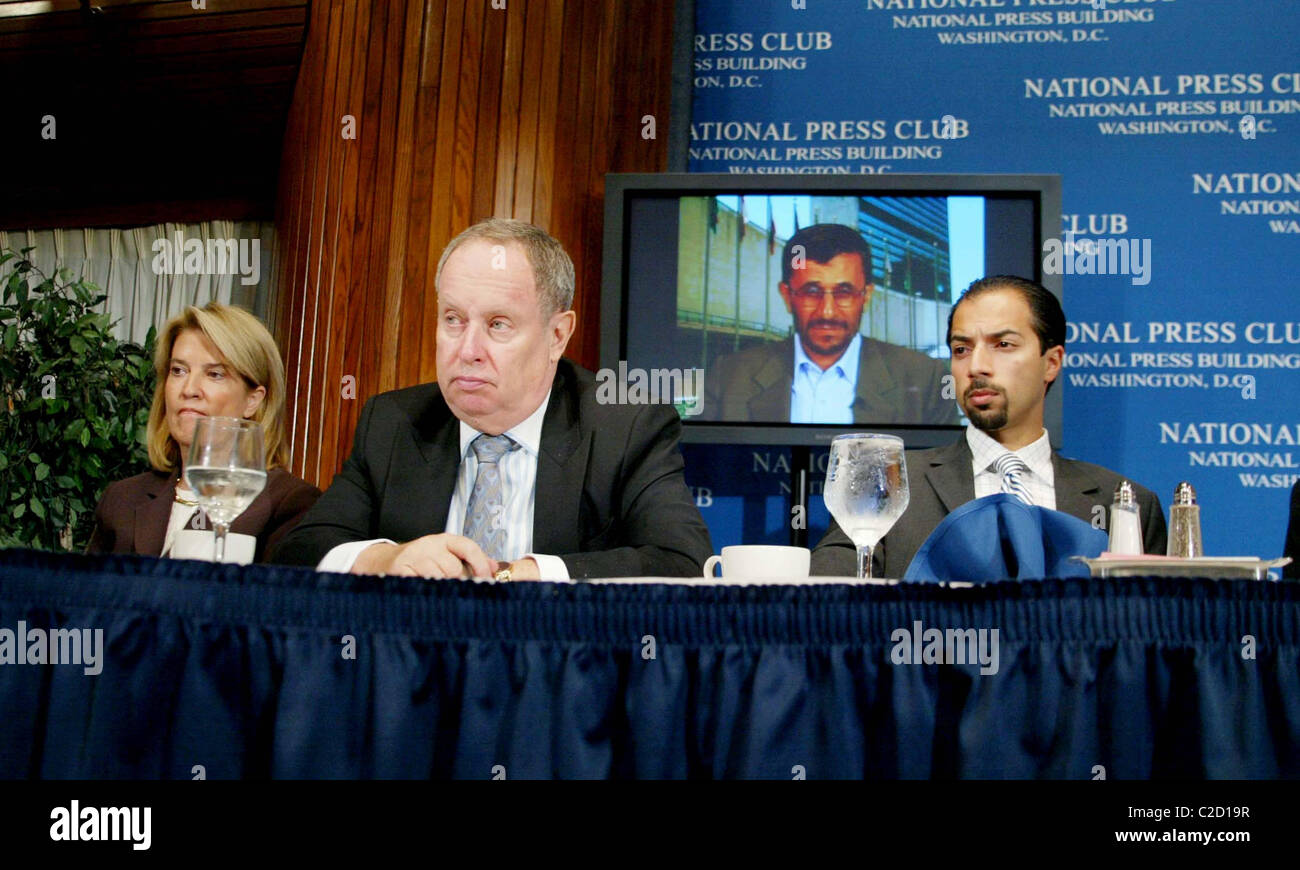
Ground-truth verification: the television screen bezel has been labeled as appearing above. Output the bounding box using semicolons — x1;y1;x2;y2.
600;172;1063;449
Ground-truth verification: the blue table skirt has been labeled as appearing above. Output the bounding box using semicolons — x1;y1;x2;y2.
1;549;1297;779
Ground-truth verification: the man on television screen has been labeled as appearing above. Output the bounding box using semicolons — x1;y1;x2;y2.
702;223;958;424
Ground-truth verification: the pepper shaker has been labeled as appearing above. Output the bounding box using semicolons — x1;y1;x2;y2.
1166;481;1203;558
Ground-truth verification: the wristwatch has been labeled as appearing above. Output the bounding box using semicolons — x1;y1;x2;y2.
493;563;513;582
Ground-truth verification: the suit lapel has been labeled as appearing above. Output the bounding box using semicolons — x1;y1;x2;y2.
853;338;903;420
532;370;591;556
747;338;795;421
413;396;463;536
134;469;178;557
1051;455;1104;524
923;438;976;514
924;439;1104;521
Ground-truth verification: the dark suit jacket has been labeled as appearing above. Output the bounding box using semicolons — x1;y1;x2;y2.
702;335;958;424
269;359;714;578
87;466;321;563
811;436;1168;578
1285;480;1300;579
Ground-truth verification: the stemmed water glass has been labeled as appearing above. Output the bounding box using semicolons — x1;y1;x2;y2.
183;416;267;563
823;433;910;579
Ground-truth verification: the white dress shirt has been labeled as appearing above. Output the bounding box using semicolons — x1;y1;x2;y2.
161;495;256;562
317;394;570;579
967;424;1057;510
790;332;862;424
161;499;198;557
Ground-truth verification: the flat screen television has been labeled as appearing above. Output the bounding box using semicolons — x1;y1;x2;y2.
600;173;1062;448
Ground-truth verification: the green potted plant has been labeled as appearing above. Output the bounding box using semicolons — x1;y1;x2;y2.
0;246;156;551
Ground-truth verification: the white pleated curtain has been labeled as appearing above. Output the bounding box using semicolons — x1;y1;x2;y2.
0;221;277;346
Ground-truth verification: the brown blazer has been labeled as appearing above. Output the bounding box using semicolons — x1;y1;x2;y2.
87;466;321;563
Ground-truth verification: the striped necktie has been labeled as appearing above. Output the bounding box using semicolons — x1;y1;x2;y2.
462;434;519;561
994;452;1033;506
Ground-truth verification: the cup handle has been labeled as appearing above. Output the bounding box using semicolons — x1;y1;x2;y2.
703;555;722;579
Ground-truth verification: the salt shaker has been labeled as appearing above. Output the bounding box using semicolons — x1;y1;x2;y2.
1108;480;1144;555
1166;481;1203;558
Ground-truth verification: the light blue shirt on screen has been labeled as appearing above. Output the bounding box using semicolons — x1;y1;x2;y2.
790;332;862;424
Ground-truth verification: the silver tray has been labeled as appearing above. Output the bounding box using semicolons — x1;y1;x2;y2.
1073;556;1293;580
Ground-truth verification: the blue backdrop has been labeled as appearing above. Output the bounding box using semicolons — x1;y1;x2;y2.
684;0;1300;560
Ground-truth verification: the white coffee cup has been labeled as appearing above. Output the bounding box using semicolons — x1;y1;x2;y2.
170;529;256;565
702;545;811;581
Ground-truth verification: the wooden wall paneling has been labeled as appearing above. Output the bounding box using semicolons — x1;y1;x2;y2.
451;0;486;233
346;0;394;448
316;0;368;481
547;0;584;266
304;0;346;480
511;0;548;223
280;0;319;474
492;3;526;220
416;0;443;87
297;0;344;477
529;0;565;232
617;0;674;172
420;0;469;382
396;1;444;392
378;0;425;396
297;0;347;482
471;6;506;226
278;0;332;477
568;0;615;367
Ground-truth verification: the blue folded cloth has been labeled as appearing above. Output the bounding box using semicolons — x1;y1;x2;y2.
903;493;1108;583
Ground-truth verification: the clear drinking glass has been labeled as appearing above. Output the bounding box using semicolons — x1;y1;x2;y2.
823;433;910;579
183;416;267;563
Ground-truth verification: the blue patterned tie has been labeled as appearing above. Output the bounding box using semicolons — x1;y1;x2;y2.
994;453;1033;505
462;434;519;561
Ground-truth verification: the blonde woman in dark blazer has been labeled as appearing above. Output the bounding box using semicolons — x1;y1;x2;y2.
88;303;319;563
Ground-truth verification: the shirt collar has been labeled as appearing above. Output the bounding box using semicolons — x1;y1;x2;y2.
792;331;862;379
966;424;1054;481
459;391;551;460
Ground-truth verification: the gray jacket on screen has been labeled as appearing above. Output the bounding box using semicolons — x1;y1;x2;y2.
702;336;958;424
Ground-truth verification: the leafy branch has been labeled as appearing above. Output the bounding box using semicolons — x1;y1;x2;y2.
0;247;156;550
